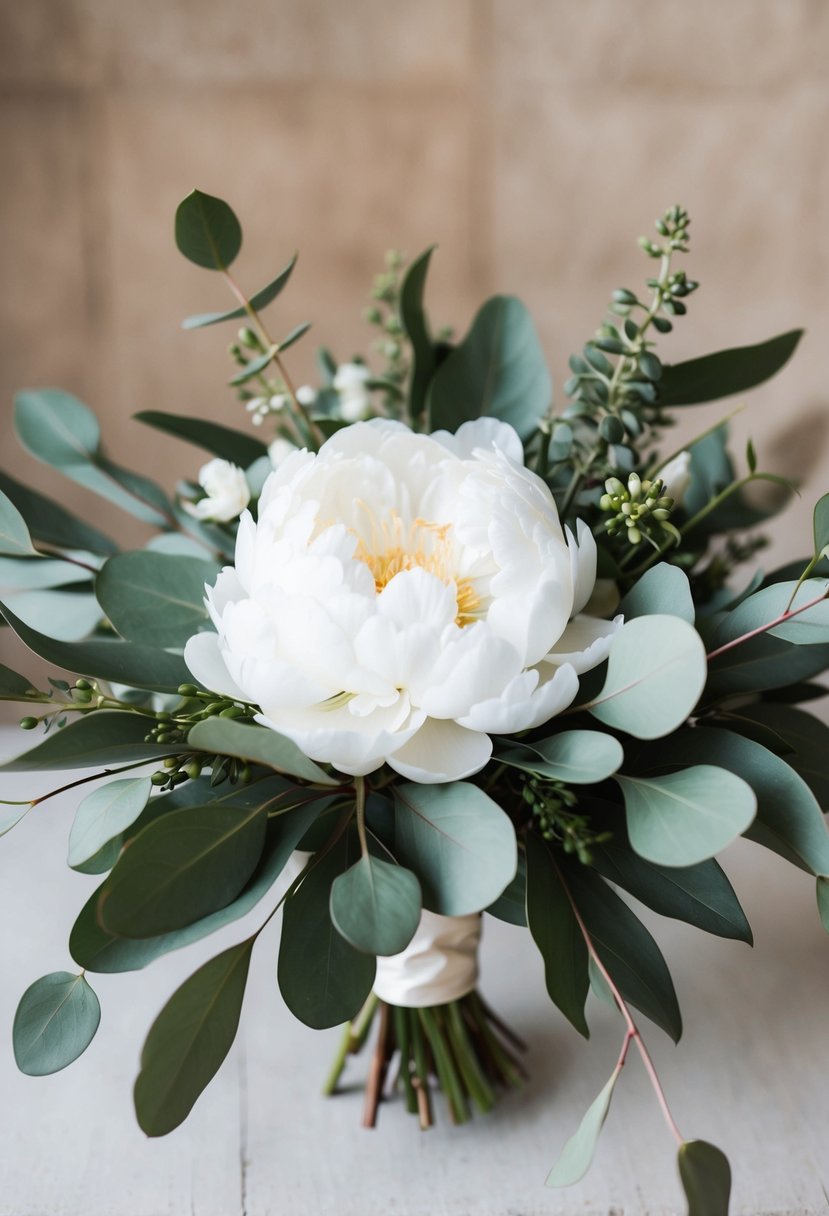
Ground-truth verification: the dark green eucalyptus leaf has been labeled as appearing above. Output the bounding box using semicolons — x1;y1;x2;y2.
228;347;278;386
392;781;517;916
13;972;100;1075
181;255;297;327
617;767;756;867
0;488;38;556
0;711;175;772
134;939;252;1136
592;844;752;943
175;189;242;270
0;661;38;701
188;717;337;786
0;472;118;556
677;1140;732;1216
98;800;268;938
525;834;589;1036
278;832;376;1029
817;877;829;935
735;702;829;808
619;563;694;624
566;866;682;1041
68;777;152;869
428;295;551;439
486;851;527;926
96;551;216;648
0;597;191;692
330;854;421;956
399;247;437;423
135;411;267;467
497;730;623;785
813;494;829;558
545;1066;620;1188
71;794;325;972
658;329;802;407
705;633;829;701
278;321;312;352
658;728;829;876
588;615;706;739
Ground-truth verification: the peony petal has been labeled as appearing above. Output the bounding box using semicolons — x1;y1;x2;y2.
566;518;598;617
458;662;580;734
544;613;623;675
388;718;492;783
430;418;524;465
184;631;248;701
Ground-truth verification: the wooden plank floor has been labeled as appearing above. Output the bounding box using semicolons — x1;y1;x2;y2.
1;732;827;1215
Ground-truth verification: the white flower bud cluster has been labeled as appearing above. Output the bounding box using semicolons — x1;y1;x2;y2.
333;361;373;422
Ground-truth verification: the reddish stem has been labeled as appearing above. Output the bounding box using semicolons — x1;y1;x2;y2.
707;586;829;662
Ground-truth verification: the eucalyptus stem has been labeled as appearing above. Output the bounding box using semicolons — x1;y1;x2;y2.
706;584;829;662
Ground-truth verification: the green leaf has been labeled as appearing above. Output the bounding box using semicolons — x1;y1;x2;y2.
399;247;437;423
566;866;682;1041
13;972;100;1075
658;329;802;407
392;781;517;916
592;845;752;943
0;488;38;556
705;633;829;700
658;728;829;876
14;390;171;527
813;493;829;557
174;189;242;271
0;471;117;556
1;804;32;837
0;596;191;693
497;729;623;785
5;588;101;642
278;321;312;352
330;854;421;956
0;661;39;701
98;799;268;937
68;777;152;869
182;255;297;327
619;563;694;624
187;717;337;786
486;851;527;926
545;1066;620;1188
228;346;278;386
677;1140;732;1216
278;832;376;1029
0;555;97;591
525;834;589;1036
587;615;706;739
70;792;324;973
734;702;829;809
0;711;176;772
135;411;267;467
96;551;216;648
712;579;829;648
134;939;252;1136
617;767;756;867
428;295;551;439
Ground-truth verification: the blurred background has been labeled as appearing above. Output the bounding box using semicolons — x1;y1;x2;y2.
1;0;827;682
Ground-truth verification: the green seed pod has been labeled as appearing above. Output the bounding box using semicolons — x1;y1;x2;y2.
163;756;179;770
185;761;202;781
75;678;93;691
178;684;200;698
19;716;38;730
73;688;93;704
151;771;168;786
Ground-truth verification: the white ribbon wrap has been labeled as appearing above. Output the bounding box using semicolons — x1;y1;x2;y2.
286;852;481;1008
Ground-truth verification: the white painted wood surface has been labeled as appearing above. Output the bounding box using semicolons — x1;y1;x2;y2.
1;732;827;1215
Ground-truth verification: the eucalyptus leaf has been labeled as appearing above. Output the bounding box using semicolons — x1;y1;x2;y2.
71;795;325;973
0;488;38;556
399;247;437;422
0;471;117;556
135;411;267;467
134;940;252;1136
5;589;101;642
619;563;694;624
658;329;802;407
96;551;216;648
392;781;517;916
587;615;706;739
228;347;278;386
525;834;589;1036
98;800;268;937
330;854;421;956
175;189;242;270
0;597;191;692
497;730;623;785
278;832;376;1029
592;844;752;943
712;579;829;648
617;767;756;867
0;661;38;701
545;1066;620;1188
813;493;829;557
182;255;297;327
1;803;33;837
68;777;152;869
0;711;176;772
0;555;96;592
677;1140;732;1216
735;702;829;809
188;717;337;786
429;295;551;439
705;630;829;701
486;852;527;926
818;877;829;935
13;972;100;1075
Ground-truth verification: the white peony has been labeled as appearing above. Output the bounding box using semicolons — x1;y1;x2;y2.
333;361;373;422
268;436;300;469
183;459;250;523
184;419;621;783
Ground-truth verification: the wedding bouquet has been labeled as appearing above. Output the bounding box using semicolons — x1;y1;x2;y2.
2;191;827;1214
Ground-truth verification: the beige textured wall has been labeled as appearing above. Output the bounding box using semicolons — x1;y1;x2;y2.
1;1;828;681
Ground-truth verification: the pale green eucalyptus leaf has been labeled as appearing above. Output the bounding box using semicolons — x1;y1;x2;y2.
181;255;296;327
187;717;337;786
546;1066;620;1187
0;555;97;591
0;661;38;701
13;972;100;1076
68;776;152;869
0;711;175;772
812;493;829;556
712;579;829;648
330;855;421;956
0;471;117;556
4;589;101;641
617;766;756;867
588;615;706;739
497;729;623;784
0;488;38;556
678;1140;732;1216
619;563;694;624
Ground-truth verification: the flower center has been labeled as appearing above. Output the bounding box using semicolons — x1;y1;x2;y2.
353;508;481;627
